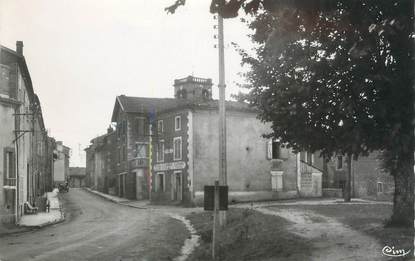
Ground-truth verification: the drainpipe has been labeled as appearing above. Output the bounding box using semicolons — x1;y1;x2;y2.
296;153;301;197
13;104;20;224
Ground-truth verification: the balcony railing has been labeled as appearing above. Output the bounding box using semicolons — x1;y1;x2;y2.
174;76;212;85
4;178;16;187
129;158;149;169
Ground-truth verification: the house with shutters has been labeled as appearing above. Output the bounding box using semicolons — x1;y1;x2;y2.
94;76;323;205
88;75;391;204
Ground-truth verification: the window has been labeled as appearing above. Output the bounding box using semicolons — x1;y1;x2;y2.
267;139;280;159
157;120;164;133
175;116;181;131
123;120;127;134
156;172;165;192
377;182;383;193
117;122;122;138
336;156;343;170
123;145;127;161
135;143;147;158
0;65;10;96
136;118;149;137
4;149;15;179
177;89;187;99
173;137;182;160
157;140;164;162
37;141;43;155
202;89;210;99
306;152;314;164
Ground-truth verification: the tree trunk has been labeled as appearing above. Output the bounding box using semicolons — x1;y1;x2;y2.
389;156;414;228
343;155;352;202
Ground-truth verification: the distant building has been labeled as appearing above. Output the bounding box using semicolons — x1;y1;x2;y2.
84;128;116;193
53;141;70;185
69;167;86;187
312;152;393;200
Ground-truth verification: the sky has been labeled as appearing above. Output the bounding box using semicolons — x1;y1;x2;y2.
0;0;253;167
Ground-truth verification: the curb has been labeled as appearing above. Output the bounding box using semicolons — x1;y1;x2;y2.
18;215;65;229
83;188;148;210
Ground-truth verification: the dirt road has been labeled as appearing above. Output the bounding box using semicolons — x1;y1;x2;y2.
257;207;390;261
0;189;187;261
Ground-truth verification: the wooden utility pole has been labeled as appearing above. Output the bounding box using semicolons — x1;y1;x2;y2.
217;14;227;226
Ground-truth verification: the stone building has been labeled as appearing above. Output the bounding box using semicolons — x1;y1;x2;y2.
69;167;86;188
87;75;394;204
0;41;56;225
312;152;393;200
85;76;323;204
84;128;116;193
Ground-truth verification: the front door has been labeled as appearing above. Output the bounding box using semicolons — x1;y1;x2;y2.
119;174;124;197
136;169;144;200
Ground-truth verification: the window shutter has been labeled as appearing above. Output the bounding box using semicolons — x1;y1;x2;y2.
10;151;15;179
267;140;273;159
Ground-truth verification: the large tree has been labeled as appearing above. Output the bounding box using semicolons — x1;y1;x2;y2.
167;0;414;227
239;1;414;227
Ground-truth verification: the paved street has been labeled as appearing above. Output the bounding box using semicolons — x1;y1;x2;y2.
0;189;188;261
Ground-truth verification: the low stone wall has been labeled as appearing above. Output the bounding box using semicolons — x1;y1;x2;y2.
322;188;343;198
193;190;299;206
300;172;322;197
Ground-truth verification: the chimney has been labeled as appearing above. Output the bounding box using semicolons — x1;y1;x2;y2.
107;125;113;134
16;41;24;55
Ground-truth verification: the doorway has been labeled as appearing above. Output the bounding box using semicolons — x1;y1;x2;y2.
172;171;182;201
119;174;125;198
136;169;144;200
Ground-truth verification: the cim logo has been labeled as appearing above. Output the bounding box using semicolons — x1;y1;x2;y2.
382;246;411;257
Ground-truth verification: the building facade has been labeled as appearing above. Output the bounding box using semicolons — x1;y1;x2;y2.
69;167;86;187
0;41;57;225
53;141;70;186
86;76;324;205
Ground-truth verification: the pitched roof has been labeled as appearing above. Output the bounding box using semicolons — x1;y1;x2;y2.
111;95;255;122
117;95;182;113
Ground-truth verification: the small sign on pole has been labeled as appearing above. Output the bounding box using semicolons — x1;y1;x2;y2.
203;181;228;259
204;184;228;211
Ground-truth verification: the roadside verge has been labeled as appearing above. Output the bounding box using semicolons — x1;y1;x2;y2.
83;188;149;209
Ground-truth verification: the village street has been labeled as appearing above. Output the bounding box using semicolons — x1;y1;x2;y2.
0;189;189;261
0;188;410;260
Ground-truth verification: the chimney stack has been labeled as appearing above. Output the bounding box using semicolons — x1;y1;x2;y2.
107;125;113;134
16;41;23;55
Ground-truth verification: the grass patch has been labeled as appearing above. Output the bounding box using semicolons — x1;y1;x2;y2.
271;203;413;253
187;208;312;261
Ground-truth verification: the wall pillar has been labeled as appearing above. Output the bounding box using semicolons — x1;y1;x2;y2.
270;171;283;192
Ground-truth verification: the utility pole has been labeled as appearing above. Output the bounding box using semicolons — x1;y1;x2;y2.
217;13;227;226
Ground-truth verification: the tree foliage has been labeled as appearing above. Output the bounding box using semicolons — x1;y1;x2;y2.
236;1;413;161
234;0;414;226
166;0;414;227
